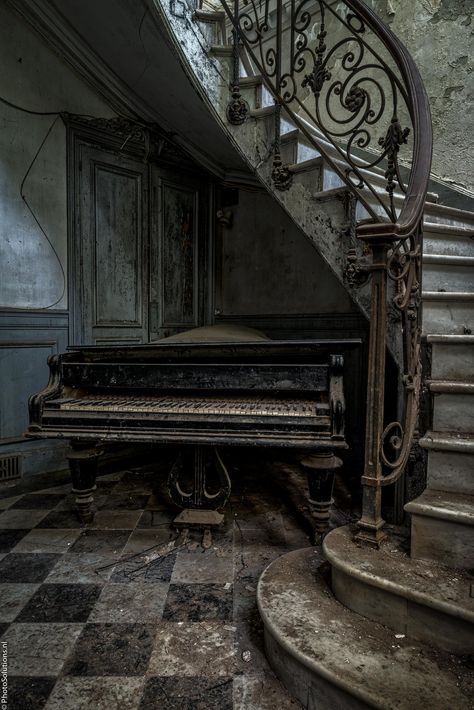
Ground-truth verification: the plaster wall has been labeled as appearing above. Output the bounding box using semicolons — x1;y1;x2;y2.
0;2;114;310
217;188;355;315
369;0;473;195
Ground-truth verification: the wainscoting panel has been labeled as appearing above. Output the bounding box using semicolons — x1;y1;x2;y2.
0;310;69;439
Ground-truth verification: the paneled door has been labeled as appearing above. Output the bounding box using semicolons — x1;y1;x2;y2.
73;141;149;345
70;133;209;346
149;166;202;341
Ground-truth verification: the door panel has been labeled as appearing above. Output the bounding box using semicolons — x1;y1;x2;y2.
150;168;202;340
75;143;148;345
71;133;210;346
94;165;142;327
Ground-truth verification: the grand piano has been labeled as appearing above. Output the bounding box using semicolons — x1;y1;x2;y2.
28;325;359;534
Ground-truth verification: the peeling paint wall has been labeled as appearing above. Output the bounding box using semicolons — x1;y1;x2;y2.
217;189;355;315
368;0;473;194
0;2;114;310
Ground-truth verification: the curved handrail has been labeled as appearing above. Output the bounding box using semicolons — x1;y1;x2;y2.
218;0;433;545
348;1;432;240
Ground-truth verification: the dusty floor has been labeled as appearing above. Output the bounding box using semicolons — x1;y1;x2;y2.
0;452;333;709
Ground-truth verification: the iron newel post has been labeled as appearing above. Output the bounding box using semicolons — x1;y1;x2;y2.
355;237;393;547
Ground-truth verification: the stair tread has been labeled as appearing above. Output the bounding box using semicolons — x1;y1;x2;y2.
423;254;474;265
423;221;474;236
193;9;226;21
239;74;263;87
288;156;323;173
425;203;474;225
258;548;474;710
249;105;275;118
324;524;474;622
428;380;474;393
426;333;474;343
209;44;233;55
405;489;474;523
422;290;474;300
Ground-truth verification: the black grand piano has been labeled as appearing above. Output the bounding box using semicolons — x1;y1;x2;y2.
28;325;359;534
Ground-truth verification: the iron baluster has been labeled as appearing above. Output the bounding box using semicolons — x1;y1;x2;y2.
226;0;249;125
218;0;432;545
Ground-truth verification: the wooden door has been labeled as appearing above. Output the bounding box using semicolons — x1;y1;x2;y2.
73;141;149;345
149;166;204;341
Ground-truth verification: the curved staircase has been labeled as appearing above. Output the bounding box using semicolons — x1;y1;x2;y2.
154;0;474;706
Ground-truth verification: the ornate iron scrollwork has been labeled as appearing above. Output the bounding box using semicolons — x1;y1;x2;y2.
221;0;415;222
271;153;293;190
219;0;432;547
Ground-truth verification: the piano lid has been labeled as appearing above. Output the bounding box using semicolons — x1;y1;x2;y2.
156;324;270;344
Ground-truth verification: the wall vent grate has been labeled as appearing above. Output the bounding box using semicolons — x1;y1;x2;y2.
0;455;22;482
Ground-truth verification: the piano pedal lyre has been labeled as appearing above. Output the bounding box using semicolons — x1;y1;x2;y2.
168;445;231;547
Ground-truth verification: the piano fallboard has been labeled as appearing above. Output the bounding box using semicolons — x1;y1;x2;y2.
28;338;356;450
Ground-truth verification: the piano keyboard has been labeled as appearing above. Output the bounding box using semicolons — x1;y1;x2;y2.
54;395;326;418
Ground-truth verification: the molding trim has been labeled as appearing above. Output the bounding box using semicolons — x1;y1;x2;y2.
6;0;227;180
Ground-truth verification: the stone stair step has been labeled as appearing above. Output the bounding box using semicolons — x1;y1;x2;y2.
423;223;474;257
431;391;474;433
427;333;474;379
422;291;474;335
420;431;474;495
423;254;474;292
428;379;474;394
423;203;474;230
258;547;473;709
405;489;474;568
323;524;474;654
209;44;233;57
193;9;226;22
425;448;474;496
420;429;474;454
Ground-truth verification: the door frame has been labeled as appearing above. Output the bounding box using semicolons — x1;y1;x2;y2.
66;116;215;346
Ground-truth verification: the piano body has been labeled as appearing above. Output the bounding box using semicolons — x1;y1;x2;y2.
28;327;358;533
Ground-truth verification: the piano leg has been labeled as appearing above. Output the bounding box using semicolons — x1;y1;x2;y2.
301;452;342;536
67;442;101;524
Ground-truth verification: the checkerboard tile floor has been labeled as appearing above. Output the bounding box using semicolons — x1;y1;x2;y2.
0;459;313;709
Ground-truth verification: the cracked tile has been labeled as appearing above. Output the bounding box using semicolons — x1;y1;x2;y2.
0;583;40;622
63;623;155;676
0;553;61;583
45;677;145;710
12;529;81;554
2;623;83;675
89;582;169;623
163;583;233;622
15;583;102;623
148;621;235;677
140;676;233;710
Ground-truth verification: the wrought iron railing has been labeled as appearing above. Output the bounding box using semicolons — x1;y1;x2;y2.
219;0;432;546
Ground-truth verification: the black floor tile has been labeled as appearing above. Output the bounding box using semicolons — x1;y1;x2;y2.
68;530;131;554
0;529;30;552
15;583;102;623
99;493;150;511
0;623;9;637
95;479;119;490
136;510;174;528
140;677;233;710
110;552;177;583
163;583;233;622
63;622;154;676
36;511;85;529
4;676;56;710
10;494;66;509
0;553;60;583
